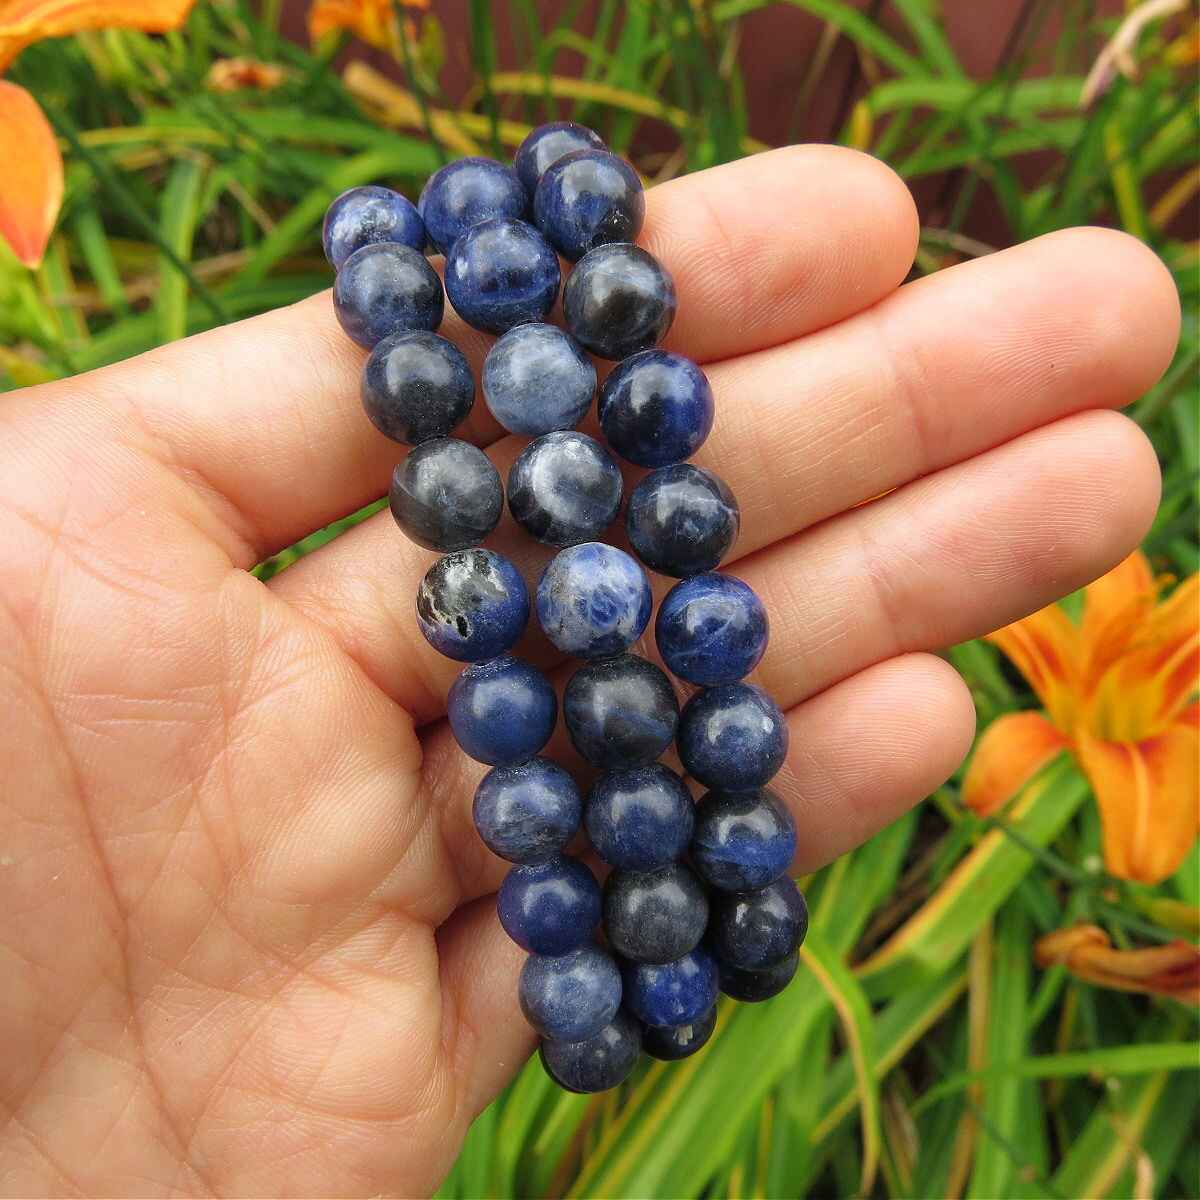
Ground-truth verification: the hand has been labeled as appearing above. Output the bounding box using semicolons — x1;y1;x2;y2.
0;147;1179;1197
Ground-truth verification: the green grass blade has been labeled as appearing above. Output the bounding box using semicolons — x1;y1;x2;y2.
156;159;205;344
890;0;965;76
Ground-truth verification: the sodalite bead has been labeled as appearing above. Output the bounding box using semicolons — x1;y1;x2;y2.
585;764;694;871
472;757;581;864
391;439;501;552
624;947;719;1028
603;863;708;964
718;948;799;1003
536;543;653;660
362;331;474;446
418;156;528;254
447;655;557;765
656;574;769;686
322;185;425;271
540;1009;642;1094
445;218;560;335
690;788;796;891
677;683;789;791
519;944;622;1041
598;350;714;468
416;549;528;662
514;121;606;198
498;856;601;955
642;1004;716;1061
507;432;622;547
564;655;679;770
563;243;677;360
483;323;596;435
709;877;808;971
333;243;443;349
626;464;740;578
534;149;645;262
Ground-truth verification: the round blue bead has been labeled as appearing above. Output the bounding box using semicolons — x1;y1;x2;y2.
656;573;768;686
416;549;528;662
691;788;796;891
363;331;474;445
624;947;719;1028
497;857;600;954
642;1004;717;1061
718;948;799;1002
626;464;740;578
418;156;528;255
598;350;714;468
472;757;581;865
514;121;606;198
519;944;622;1041
709;877;808;971
445;218;560;335
447;655;557;765
391;439;501;552
603;864;708;964
482;323;596;435
323;185;426;271
534;149;645;262
333;243;443;349
536;543;652;660
677;683;789;791
539;1009;642;1093
564;655;679;770
585;764;694;871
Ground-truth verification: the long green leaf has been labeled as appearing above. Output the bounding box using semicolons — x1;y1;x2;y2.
156;159;205;344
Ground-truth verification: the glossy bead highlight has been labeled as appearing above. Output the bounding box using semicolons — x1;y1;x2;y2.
418;156;528;254
497;857;601;955
585;764;694;871
483;323;596;435
677;683;789;791
626;464;740;578
534;148;645;262
540;1009;642;1093
709;877;809;971
623;947;719;1028
514;121;606;197
690;788;796;891
391;439;501;552
507;432;622;547
656;573;768;686
603;863;709;964
472;757;581;864
333;242;443;349
519;945;621;1041
323;185;425;270
362;331;474;446
447;655;557;765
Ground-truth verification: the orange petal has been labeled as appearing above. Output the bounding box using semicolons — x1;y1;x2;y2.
0;82;62;268
987;604;1082;730
1082;550;1155;646
308;0;393;49
962;711;1068;817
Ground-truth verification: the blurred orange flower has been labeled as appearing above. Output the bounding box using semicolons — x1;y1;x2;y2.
308;0;428;53
208;57;286;93
964;551;1199;884
1035;924;1200;1004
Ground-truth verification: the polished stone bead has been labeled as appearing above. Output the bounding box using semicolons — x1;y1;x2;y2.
656;573;768;686
603;863;708;964
362;331;474;446
536;543;652;660
534;149;645;262
507;432;622;547
391;439;501;553
718;948;799;1002
642;1004;717;1061
626;464;740;578
585;764;694;870
709;877;808;971
418;156;528;255
598;350;714;468
472;757;581;864
677;683;789;791
623;947;719;1028
519;944;622;1041
514;121;606;198
691;788;796;891
447;655;557;765
483;323;596;435
333;243;444;349
416;549;528;662
323;185;425;271
564;655;679;770
562;243;677;361
445;218;559;335
498;857;601;955
540;1009;642;1093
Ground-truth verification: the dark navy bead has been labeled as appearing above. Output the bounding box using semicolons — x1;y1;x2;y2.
416;550;528;662
362;331;474;446
445;218;559;335
418;156;528;255
497;857;600;955
626;464;740;578
562;243;677;360
718;948;799;1002
564;655;679;770
709;878;808;971
598;350;714;468
520;945;622;1041
323;185;425;271
603;864;708;964
391;439;501;552
447;655;557;765
585;764;694;870
691;788;796;891
536;543;652;660
514;121;606;198
472;757;581;864
540;1009;641;1093
483;323;596;435
333;243;444;349
507;432;622;547
642;1004;717;1061
677;683;789;791
656;574;768;686
534;149;645;263
624;947;718;1028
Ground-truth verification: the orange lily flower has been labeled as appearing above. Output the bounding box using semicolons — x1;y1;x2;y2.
308;0;428;53
964;550;1199;884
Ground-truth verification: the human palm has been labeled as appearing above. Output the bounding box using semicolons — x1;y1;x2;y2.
0;148;1179;1197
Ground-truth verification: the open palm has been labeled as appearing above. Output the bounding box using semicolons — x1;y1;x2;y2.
0;148;1179;1197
